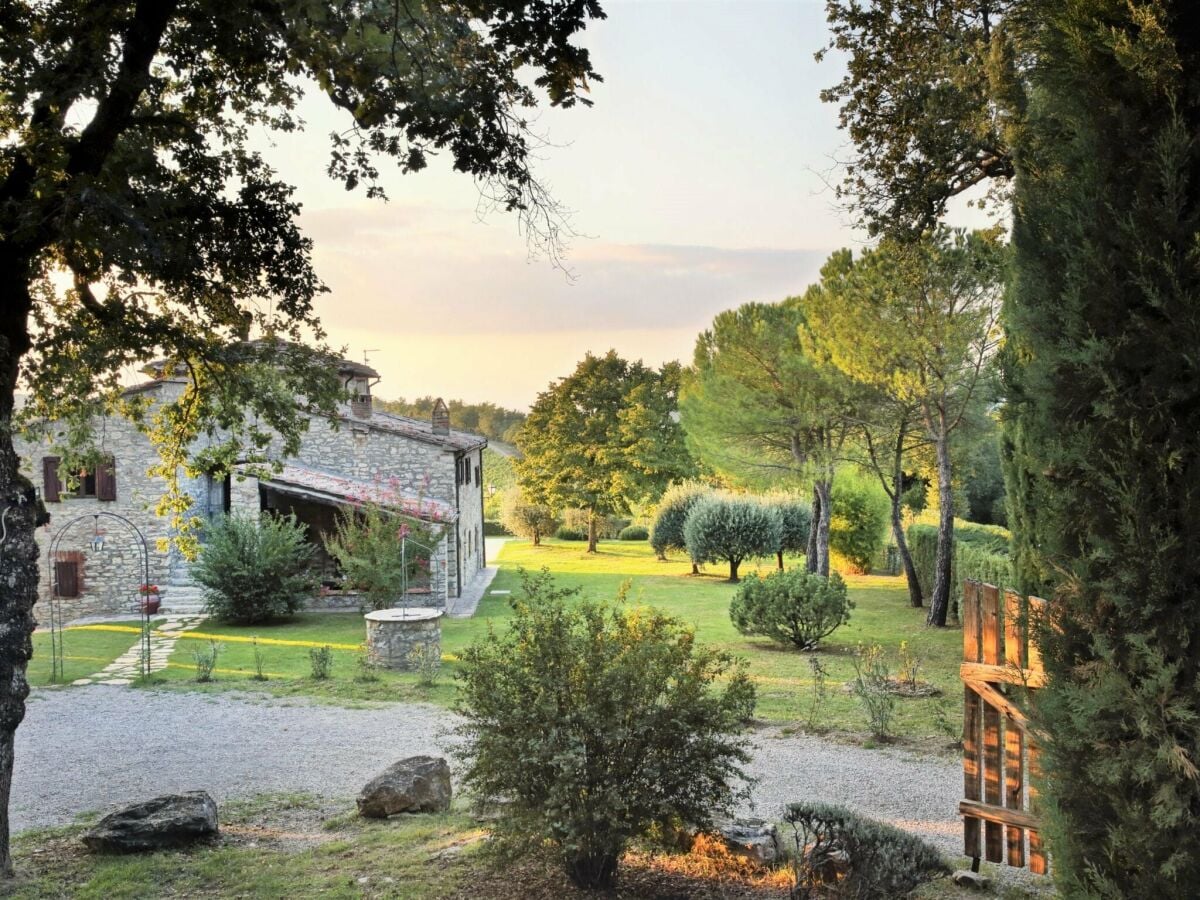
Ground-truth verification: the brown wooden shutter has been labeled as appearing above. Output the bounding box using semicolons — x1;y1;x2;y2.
54;557;80;597
42;457;61;502
97;454;117;501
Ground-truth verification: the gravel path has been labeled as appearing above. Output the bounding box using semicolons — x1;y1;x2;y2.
14;686;962;855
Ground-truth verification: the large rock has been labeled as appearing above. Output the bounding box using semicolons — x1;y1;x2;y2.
82;791;218;853
714;817;784;867
357;755;452;818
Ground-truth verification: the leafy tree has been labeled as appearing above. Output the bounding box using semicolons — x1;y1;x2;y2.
192;513;317;624
730;569;852;650
0;0;604;873
515;351;693;553
680;300;855;576
829;473;890;575
805;232;1005;625
649;480;710;572
375;397;526;445
682;493;782;583
765;494;812;571
818;0;1022;236
456;568;755;890
499;488;558;546
1002;2;1200;894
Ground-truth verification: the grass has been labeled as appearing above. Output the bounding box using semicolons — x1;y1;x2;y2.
40;540;964;740
28;622;145;687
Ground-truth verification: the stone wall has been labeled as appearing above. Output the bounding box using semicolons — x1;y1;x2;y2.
457;447;486;587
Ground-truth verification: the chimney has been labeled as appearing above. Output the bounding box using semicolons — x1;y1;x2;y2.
431;398;450;435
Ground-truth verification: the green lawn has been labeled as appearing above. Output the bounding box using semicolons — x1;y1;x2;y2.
28;623;144;687
124;539;963;740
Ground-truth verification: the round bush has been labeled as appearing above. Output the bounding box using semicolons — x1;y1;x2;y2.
555;525;588;541
618;525;649;541
499;489;558;546
729;569;853;650
830;476;889;574
650;482;709;558
192;513;316;624
683;494;782;582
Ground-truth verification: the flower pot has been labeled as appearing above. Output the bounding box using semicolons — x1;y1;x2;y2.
141;595;161;615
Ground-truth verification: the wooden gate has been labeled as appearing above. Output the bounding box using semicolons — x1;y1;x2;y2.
960;581;1048;874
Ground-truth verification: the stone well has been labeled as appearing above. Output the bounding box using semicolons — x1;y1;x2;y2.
364;607;443;671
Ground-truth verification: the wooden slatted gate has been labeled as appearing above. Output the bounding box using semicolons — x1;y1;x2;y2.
960;581;1048;875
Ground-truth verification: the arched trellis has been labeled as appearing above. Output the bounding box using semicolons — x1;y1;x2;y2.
45;511;153;683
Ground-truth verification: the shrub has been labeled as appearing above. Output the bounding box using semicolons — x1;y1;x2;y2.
783;801;949;899
354;643;380;683
309;645;333;679
554;525;587;541
325;502;441;611
729;570;852;650
765;494;812;569
683;494;782;582
650;481;710;560
829;476;889;574
483;520;511;537
805;657;829;732
618;524;649;541
850;643;895;740
906;521;1013;618
456;568;756;890
192;513;316;624
409;643;442;687
499;489;558;546
251;639;268;682
192;640;221;682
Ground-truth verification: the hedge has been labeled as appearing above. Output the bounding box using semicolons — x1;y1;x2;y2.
906;522;1013;618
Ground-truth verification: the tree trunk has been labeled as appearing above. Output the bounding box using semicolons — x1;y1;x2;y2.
805;486;820;574
814;478;833;577
587;510;598;554
0;312;40;877
776;550;784;571
926;428;955;627
691;560;699;575
891;448;922;608
729;557;741;583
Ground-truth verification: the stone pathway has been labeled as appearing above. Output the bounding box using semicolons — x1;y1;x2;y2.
71;615;206;686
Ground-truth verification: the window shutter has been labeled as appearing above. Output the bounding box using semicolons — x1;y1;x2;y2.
42;457;61;503
97;454;117;501
54;558;79;597
474;465;480;486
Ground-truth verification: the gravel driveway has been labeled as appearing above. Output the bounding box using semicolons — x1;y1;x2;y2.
14;686;962;855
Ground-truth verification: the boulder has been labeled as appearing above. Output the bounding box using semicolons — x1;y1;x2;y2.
357;755;452;818
952;869;992;890
82;791;218;853
714;817;783;867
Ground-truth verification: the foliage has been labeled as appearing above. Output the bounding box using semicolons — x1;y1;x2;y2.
817;0;1020;236
962;425;1008;527
784;801;949;899
617;525;648;541
649;481;710;559
192;641;221;683
1000;2;1200;894
455;568;755;890
683;494;782;583
729;570;852;651
375;397;527;445
482;448;519;520
829;475;889;574
850;643;895;740
905;523;1012;615
806;234;1006;624
679;297;855;575
354;643;381;684
324;502;440;611
805;657;830;732
409;644;442;688
765;494;812;566
516;351;694;552
251;639;268;682
192;514;316;625
553;526;587;542
308;645;333;680
561;508;628;539
499;489;558;546
0;0;606;871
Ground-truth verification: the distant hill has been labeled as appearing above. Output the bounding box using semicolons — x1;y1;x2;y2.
374;396;525;444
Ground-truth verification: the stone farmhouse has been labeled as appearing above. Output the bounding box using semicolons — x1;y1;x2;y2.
17;353;488;619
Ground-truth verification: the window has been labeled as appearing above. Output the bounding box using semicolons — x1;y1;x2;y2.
42;455;115;501
53;553;83;597
474;465;480;486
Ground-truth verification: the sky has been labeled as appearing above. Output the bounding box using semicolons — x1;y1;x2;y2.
257;1;863;410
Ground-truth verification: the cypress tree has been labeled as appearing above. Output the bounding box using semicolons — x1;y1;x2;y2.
1003;1;1200;894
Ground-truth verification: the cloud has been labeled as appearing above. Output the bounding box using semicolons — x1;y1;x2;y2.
302;204;832;337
